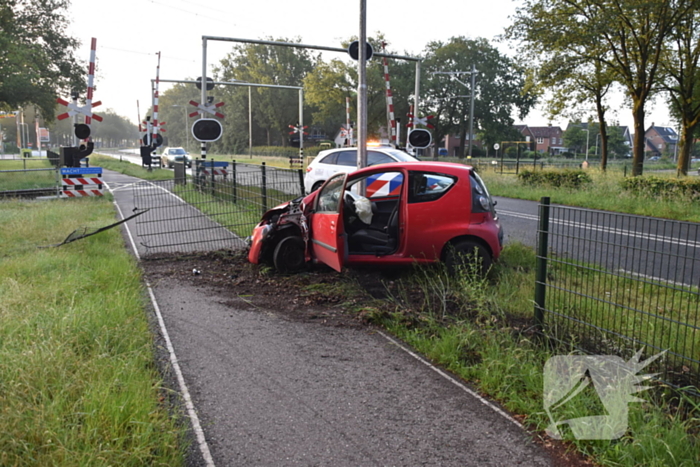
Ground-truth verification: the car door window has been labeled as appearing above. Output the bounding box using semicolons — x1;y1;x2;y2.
408;171;456;203
319;153;339;165
335;151;357;166
367;151;394;166
316;175;345;212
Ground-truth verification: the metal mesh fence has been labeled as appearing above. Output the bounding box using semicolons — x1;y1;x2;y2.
534;197;700;395
133;161;304;255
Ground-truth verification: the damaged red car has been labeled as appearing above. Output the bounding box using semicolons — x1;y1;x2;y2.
247;161;503;274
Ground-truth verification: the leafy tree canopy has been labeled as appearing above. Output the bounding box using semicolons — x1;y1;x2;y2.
0;0;84;120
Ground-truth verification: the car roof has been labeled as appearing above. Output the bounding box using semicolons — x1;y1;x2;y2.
348;161;473;176
312;146;418;162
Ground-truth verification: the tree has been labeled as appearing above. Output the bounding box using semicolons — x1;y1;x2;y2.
421;37;536;159
0;0;84;120
215;38;318;147
563;122;588;156
90;110;139;148
507;0;692;176
662;7;700;176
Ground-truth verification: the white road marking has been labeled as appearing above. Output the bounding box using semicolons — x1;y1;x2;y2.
378;331;523;429
498;209;700;249
109;184;216;467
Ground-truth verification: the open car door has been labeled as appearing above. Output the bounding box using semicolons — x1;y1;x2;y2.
310;173;347;272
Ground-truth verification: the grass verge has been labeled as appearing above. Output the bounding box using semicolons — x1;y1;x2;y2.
477;167;700;222
340;244;700;466
0;197;185;466
89;154;173;181
0;159;57;191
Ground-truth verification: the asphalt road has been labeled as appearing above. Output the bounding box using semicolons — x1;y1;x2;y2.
102;169;558;465
495;196;700;286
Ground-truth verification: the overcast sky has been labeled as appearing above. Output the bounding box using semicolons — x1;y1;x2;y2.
65;0;673;130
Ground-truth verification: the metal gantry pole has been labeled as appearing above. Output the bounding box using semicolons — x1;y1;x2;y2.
201;37;208;160
468;64;476;158
248;87;252;159
298;89;304;166
357;0;368;170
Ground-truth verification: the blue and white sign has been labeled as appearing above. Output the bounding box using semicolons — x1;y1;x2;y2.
60;167;103;175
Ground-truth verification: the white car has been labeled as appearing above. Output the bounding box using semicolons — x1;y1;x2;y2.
304;146;418;193
161;147;192;168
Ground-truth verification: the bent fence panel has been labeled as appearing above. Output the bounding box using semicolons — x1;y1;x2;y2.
535;197;700;395
133;161;304;256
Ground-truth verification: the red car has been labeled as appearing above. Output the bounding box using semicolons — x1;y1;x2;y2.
247;162;503;274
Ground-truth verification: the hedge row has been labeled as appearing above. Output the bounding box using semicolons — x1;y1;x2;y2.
620;176;700;200
517;169;593;189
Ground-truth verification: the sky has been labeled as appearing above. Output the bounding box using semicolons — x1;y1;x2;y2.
65;0;674;131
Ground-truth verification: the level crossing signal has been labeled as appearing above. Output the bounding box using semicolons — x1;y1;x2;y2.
192;118;223;142
408;129;432;149
348;41;373;60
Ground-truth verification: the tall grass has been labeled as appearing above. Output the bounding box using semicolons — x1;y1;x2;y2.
0;198;184;466
372;244;700;466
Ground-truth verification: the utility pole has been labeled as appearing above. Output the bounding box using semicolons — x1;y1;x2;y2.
432;66;479;157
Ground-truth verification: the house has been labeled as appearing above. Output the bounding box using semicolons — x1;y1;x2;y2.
441;133;483;157
529;125;565;154
644;124;678;157
514;124;536;146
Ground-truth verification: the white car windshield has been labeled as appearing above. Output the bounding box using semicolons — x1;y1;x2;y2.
379;148;418;162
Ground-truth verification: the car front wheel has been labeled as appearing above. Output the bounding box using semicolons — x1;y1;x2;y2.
273;236;306;273
444;240;492;276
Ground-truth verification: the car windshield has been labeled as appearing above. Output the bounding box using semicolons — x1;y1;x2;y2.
170;148;186;155
380;148;419;162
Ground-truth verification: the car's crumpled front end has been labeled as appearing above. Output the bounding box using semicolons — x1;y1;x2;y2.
247;192;317;265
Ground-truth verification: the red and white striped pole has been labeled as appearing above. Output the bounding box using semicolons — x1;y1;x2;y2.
382;43;397;147
84;38;97;129
152;51;161;145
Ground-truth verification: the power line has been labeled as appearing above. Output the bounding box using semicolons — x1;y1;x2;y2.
100;46;196;63
143;0;237;26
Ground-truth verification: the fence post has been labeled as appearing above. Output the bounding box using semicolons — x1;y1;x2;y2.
298;168;305;195
534;196;551;330
209;159;215;196
232;160;237;203
261;162;268;213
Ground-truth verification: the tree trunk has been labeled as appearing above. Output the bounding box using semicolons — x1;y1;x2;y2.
631;103;646;176
595;100;608;171
677;122;697;177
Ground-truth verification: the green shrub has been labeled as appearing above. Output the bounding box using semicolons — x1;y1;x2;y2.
621;176;700;201
517;169;592;189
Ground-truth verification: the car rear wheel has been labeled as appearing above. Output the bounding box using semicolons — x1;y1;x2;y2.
445;240;492;276
273;236;306;273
